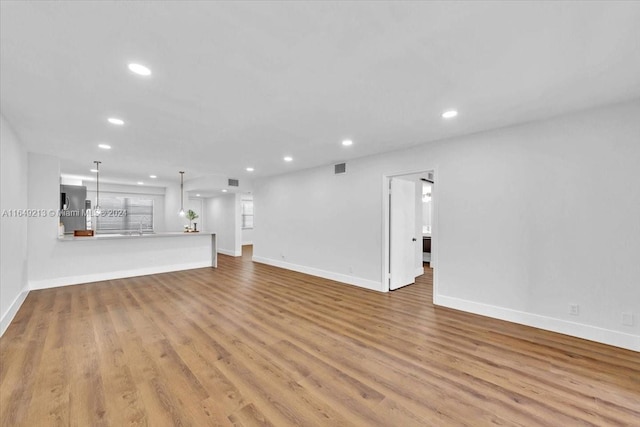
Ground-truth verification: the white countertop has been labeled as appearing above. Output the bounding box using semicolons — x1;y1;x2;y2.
58;231;213;242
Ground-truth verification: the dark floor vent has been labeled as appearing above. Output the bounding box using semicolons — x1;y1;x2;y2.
334;163;347;175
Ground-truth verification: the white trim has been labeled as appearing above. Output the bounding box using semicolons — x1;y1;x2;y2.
435;294;640;352
0;288;29;337
382;175;390;291
431;167;439;297
252;256;383;292
415;267;425;277
218;248;242;257
28;261;212;290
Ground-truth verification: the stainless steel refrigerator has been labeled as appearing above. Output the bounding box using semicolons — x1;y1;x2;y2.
60;185;87;234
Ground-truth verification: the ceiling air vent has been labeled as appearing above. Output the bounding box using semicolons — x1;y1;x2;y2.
334;163;347;175
228;178;239;187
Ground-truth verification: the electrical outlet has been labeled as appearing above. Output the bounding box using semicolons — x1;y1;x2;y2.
569;304;579;316
622;312;634;326
349;266;353;274
280;253;285;260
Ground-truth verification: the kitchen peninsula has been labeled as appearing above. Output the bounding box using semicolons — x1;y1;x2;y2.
29;231;216;290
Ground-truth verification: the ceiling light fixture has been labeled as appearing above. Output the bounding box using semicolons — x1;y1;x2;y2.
128;63;151;76
178;171;185;216
284;156;293;162
93;161;102;217
98;144;111;150
342;139;353;146
196;194;201;197
246;167;254;172
107;117;124;126
222;189;228;193
90;169;98;173
442;110;458;119
137;181;144;185
149;175;157;179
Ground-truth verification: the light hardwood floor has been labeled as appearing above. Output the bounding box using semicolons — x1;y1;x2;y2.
1;246;639;426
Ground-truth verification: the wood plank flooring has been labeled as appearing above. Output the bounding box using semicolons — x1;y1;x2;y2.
1;245;639;426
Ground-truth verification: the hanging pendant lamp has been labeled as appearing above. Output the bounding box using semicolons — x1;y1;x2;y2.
94;161;102;216
178;171;185;216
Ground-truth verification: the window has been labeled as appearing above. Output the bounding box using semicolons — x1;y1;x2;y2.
96;197;154;233
241;199;253;229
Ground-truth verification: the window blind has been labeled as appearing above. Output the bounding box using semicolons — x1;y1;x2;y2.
241;199;254;229
96;197;154;233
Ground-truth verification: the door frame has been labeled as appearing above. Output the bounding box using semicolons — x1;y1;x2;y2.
382;167;439;294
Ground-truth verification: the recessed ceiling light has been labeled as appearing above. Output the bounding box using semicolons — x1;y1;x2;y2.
196;194;201;197
149;175;157;179
246;167;254;172
222;189;228;193
284;156;293;162
442;110;458;119
137;181;144;185
107;117;124;126
342;139;353;146
128;63;151;76
98;144;111;150
90;169;98;173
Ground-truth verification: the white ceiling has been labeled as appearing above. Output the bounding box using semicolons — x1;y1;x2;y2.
2;1;640;188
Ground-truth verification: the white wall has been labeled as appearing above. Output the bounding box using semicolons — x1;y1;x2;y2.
0;115;29;335
205;193;241;256
242;228;254;245
26;153;61;285
253;99;640;351
253;162;382;290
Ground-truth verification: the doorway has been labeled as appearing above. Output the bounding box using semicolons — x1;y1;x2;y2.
383;169;436;292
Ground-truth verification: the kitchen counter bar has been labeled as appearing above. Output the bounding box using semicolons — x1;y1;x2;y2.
29;232;217;290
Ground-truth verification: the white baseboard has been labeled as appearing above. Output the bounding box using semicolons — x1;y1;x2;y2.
415;267;424;277
28;261;212;290
252;256;383;292
435;294;639;352
1;287;29;337
218;248;242;257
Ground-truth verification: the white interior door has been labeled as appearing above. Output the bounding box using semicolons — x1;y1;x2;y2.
390;178;417;290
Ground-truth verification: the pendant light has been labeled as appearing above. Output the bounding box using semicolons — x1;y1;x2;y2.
94;161;102;216
178;171;185;216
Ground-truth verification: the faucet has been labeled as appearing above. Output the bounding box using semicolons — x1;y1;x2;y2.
126;222;143;236
132;221;143;236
